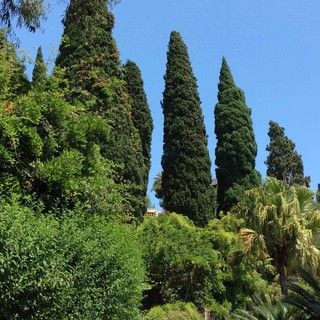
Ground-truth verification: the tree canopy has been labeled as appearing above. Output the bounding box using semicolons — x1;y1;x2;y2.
0;0;121;34
266;120;310;187
0;200;145;319
214;57;260;213
0;2;319;318
123;60;153;215
238;178;320;295
161;31;213;226
56;0;146;220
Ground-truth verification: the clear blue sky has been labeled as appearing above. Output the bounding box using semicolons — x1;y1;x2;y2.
16;0;320;209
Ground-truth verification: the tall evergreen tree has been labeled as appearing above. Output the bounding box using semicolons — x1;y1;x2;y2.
266;120;310;186
123;60;153;211
56;0;120;99
161;31;213;226
214;58;260;213
0;31;29;99
32;46;46;86
56;0;145;220
317;184;320;204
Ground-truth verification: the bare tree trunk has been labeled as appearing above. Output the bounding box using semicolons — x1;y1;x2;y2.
277;246;288;296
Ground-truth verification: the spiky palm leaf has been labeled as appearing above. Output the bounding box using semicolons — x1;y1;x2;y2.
151;172;163;197
232;300;306;320
284;268;320;318
238;178;320;294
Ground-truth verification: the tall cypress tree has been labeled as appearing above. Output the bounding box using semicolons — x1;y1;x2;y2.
161;31;213;226
56;0;120;99
32;46;46;86
123;60;153;210
214;58;260;213
317;184;320;204
56;0;145;220
266;120;310;186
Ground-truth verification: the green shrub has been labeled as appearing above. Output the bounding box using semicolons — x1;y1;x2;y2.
137;213;227;310
0;200;146;319
144;302;202;320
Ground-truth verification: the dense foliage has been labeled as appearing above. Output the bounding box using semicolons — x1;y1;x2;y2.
0;31;29;99
161;31;213;226
206;214;268;309
214;58;260;213
56;0;146;220
0;71;126;215
0;1;318;318
137;214;226;310
232;299;305;320
237;178;320;295
143;302;202;320
284;268;320;318
123;60;153;216
0;199;145;319
137;213;267;318
266;120;310;186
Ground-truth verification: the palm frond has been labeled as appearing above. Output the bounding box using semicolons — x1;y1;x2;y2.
284;268;320;318
232;299;304;320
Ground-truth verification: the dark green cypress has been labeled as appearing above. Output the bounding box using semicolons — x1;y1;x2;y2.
317;184;320;204
123;60;153;211
32;46;46;86
214;57;260;212
161;31;213;226
56;0;145;220
266;120;310;186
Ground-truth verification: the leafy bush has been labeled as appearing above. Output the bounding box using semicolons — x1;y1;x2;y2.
206;213;268;309
0;200;146;319
137;213;227;310
0;75;128;217
144;302;202;320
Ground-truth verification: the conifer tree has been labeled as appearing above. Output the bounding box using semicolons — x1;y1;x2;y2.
316;184;320;204
56;0;145;220
56;0;120;98
32;46;46;86
123;60;153;211
0;31;29;99
214;58;260;213
266;120;310;186
161;31;213;226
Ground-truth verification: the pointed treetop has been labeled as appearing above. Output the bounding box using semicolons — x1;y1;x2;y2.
161;30;213;225
123;60;143;84
215;57;259;212
32;46;47;86
163;30;198;98
218;57;236;92
56;0;121;98
266;120;310;186
169;31;183;43
123;58;153;196
166;31;191;66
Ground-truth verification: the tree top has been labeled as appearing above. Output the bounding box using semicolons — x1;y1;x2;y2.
218;57;236;92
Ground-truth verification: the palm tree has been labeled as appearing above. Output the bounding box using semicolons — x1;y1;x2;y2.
238;178;320;295
284;268;320;318
151;172;163;205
